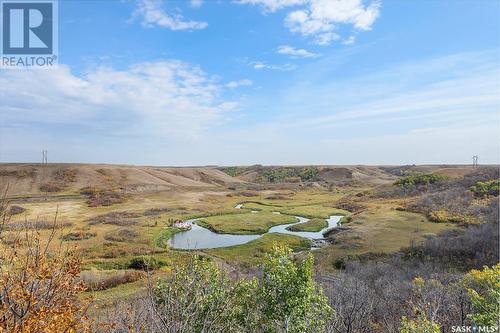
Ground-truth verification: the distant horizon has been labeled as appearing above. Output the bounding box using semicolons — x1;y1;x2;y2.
1;0;499;165
1;161;498;168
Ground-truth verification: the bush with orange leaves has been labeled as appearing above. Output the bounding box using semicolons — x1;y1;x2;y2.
0;191;91;333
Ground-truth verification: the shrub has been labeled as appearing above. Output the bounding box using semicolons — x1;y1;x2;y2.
259;245;332;332
394;174;449;187
260;167;320;183
39;181;62;192
219;166;248;177
143;207;172;216
8;205;26;215
0;218;90;331
428;210;478;225
149;246;331;333
298;167;319;181
399;314;441;333
86;190;125;207
104;228;139;242
470;179;499;198
128;256;161;270
79;186;102;195
404;220;499;268
4;220;73;231
153;256;256;332
87;211;141;225
79;270;144;291
53;168;77;183
61;231;96;241
465;264;500;326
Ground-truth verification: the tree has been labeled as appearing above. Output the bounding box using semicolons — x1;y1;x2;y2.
399;314;441;333
398;277;442;333
0;206;91;332
151;255;256;333
259;245;332;333
325;275;375;333
465;264;500;326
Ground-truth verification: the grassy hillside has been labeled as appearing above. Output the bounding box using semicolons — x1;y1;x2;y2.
0;163;245;197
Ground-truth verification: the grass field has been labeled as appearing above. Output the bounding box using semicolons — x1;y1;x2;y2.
241;201;350;218
287;218;327;232
197;212;298;234
4;183;459;304
207;233;311;268
315;207;456;271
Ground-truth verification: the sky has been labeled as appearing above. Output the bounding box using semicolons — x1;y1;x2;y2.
0;0;499;166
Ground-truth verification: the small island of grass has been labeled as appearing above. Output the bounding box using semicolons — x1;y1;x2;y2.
197;212;297;235
286;218;328;232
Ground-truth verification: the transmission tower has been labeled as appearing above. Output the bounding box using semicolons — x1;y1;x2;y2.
472;155;478;168
42;150;48;165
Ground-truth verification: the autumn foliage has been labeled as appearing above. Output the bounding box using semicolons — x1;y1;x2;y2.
0;198;91;332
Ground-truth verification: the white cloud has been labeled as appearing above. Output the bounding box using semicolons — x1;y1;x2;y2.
251;61;296;71
226;79;253;88
286;0;380;44
342;35;356;45
237;0;306;12
0;61;234;139
190;0;203;8
277;45;320;58
134;0;207;30
314;32;341;45
242;0;380;45
308;0;380;31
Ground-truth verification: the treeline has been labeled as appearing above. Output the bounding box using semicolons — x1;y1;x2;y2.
377;168;499;225
394;173;449;187
219;166;320;183
259;167;319;183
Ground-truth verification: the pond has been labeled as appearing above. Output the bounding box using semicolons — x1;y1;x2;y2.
168;205;342;250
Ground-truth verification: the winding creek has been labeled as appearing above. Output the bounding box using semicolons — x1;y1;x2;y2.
168;204;342;250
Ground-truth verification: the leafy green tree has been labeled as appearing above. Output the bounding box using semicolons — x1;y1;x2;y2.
153;256;253;333
399;314;441;333
259;245;332;333
465;264;500;326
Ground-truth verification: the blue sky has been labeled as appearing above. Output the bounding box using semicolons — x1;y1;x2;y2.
1;0;499;165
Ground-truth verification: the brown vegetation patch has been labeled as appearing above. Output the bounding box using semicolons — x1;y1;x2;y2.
61;231;97;241
333;197;366;213
87;211;141;226
326;228;364;249
8;205;26;215
53;168;77;183
86;190;126;207
319;168;353;181
4;220;73;231
78;270;144;291
265;194;289;200
86;242;157;259
104;228;139;242
0;169;36;178
143;207;173;216
39;181;63;193
237;191;258;197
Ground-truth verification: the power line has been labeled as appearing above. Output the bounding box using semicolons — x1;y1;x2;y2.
472;155;479;168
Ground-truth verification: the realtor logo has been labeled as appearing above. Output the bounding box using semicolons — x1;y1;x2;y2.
1;0;58;67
